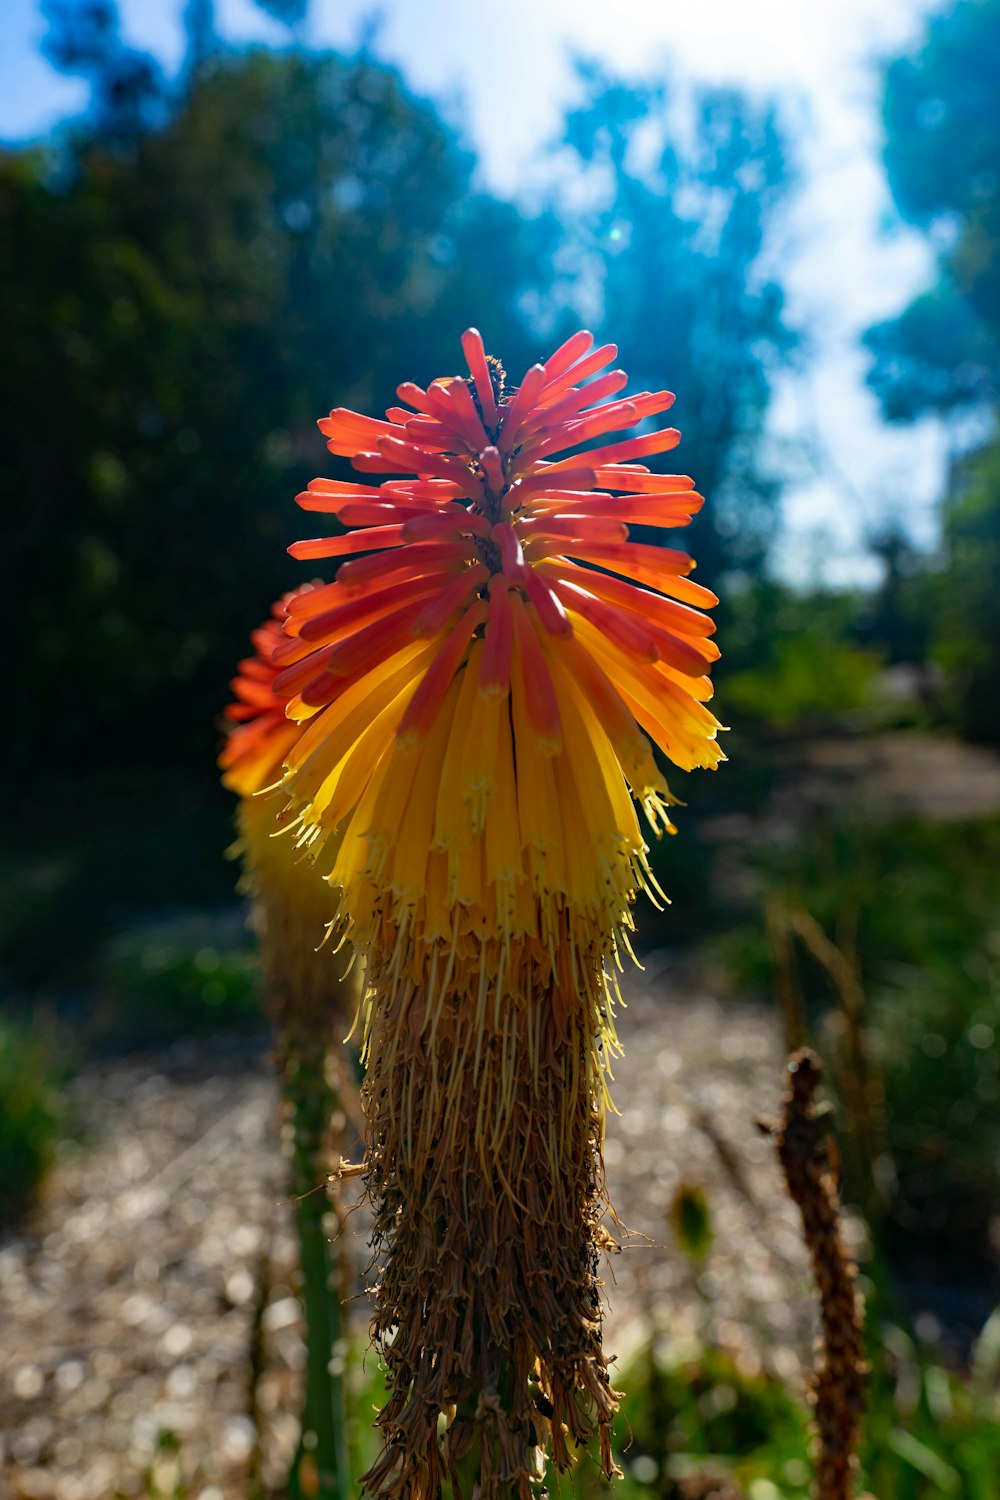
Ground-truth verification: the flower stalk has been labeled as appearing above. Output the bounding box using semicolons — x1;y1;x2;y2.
221;595;359;1498
284;1036;352;1500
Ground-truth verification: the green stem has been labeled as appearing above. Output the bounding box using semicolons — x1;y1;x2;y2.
284;1043;353;1500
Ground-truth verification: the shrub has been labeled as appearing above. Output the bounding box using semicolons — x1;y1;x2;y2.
723;814;1000;1265
96;910;263;1047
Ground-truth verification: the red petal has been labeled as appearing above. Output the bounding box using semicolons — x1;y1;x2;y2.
520;514;629;546
492;521;523;575
510;595;562;748
551;577;658;662
480;582;514;693
540;559;717;639
412;562;489;636
336;540;474;592
481;445;505;493
297;574;443;645
335;500;443;526
376;436;482;495
520;370;628;439
539;342;618;404
323;597;431;678
562;539;694;585
401;510;489;543
593;466;695;493
396;381;433;415
401;417;460;450
272;647;340;699
498;363;546;453
544;426;680;473
461;327;499;431
542;329;594;382
397;599;489;740
287;525;406;561
296;479;378;513
424;377;489;450
524;400;637;461
517;566;571;636
510;466;597;500
526;493;704;527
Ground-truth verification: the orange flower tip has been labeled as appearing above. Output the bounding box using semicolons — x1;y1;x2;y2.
460;327;501;430
481;445;504;491
497;365;547;454
514;466;597;500
492;521;523;574
396;380;426;407
412;565;488;636
543;328;595;380
545;341;619;397
518;567;572;636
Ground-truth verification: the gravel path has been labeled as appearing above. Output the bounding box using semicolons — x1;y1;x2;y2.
0;972;820;1500
6;728;994;1496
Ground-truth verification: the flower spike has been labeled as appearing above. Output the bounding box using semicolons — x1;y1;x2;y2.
276;330;725;1497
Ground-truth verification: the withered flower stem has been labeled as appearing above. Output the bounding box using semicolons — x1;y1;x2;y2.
764;1048;870;1500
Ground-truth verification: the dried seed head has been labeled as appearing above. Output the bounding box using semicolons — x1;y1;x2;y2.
769;1048;869;1500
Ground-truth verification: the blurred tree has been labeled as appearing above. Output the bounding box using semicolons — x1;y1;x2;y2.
0;42;556;776
1;15;799;981
558;63;795;579
721;583;881;730
858;526;932;666
866;0;1000;741
41;0;167;139
182;0;217;75
865;0;1000;419
252;0;309;35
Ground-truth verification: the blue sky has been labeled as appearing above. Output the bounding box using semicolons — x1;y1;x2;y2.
2;0;948;585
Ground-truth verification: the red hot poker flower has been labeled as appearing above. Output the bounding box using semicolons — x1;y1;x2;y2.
273;331;725;1498
276;329;723;1023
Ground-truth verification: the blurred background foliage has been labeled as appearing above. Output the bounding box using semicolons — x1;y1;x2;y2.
2;0;1000;1491
1;0;806;993
3;0;999;1260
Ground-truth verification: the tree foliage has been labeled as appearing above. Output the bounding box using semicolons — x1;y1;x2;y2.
866;0;1000;420
865;0;1000;741
559;63;795;578
41;0;167;138
1;43;555;772
3;18;799;781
